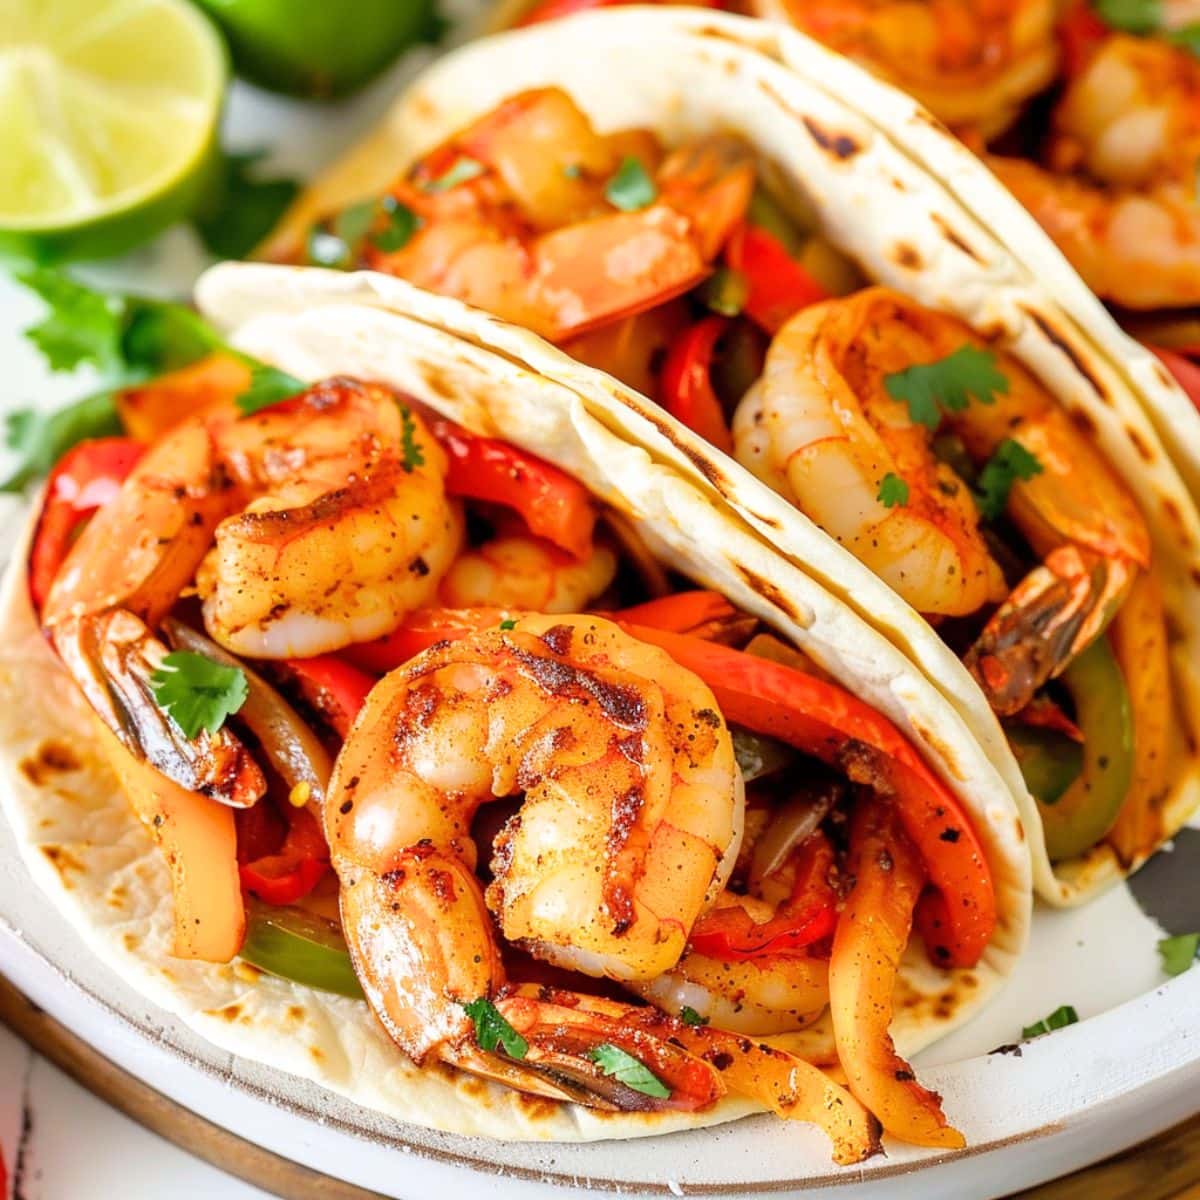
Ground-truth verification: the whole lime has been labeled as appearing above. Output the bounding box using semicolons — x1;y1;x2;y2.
193;0;440;99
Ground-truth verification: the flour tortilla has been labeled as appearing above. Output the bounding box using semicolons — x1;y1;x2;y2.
0;278;1030;1144
247;6;1200;903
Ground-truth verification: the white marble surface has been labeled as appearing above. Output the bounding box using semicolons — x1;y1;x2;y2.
0;1024;271;1200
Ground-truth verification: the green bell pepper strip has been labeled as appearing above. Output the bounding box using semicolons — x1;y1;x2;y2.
1005;725;1084;808
239;904;364;999
1029;638;1134;863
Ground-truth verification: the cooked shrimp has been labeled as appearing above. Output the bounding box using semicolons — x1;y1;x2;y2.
42;379;462;803
753;0;1059;138
324;615;881;1158
437;533;618;611
988;34;1200;308
632;794;841;1034
735;288;1150;713
348;89;754;343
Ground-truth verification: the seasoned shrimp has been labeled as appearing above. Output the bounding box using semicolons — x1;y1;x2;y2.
42;379;462;803
632;790;841;1034
753;0;1059;138
988;34;1200;308
734;288;1150;713
324;615;881;1158
437;533;618;611
341;89;754;343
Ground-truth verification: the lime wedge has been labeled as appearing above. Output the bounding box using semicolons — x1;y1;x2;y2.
0;0;227;262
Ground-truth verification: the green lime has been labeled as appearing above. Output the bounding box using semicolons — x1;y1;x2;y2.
0;0;227;263
193;0;440;99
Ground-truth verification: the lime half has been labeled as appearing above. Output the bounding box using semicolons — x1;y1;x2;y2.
0;0;227;262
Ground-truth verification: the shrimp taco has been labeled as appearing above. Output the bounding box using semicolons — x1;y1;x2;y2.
240;5;1200;904
0;266;1030;1158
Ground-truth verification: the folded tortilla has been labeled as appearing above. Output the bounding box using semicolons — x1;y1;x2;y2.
247;6;1200;905
0;265;1031;1145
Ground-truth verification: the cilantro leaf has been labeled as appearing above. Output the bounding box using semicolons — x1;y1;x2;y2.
884;345;1009;429
461;997;529;1059
1022;1004;1079;1039
1095;0;1161;33
149;652;249;739
587;1043;671;1097
193;150;300;261
2;391;122;493
18;269;126;374
399;404;425;472
498;618;518;631
372;197;421;253
423;157;485;194
605;157;657;212
122;301;225;374
236;364;307;416
1158;932;1200;977
877;472;909;508
1169;23;1200;56
974;438;1043;521
679;1005;705;1027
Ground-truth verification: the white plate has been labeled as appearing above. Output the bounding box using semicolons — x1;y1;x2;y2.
2;35;1199;1200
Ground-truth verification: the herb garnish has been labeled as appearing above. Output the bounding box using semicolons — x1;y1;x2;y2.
605;157;657;212
884;345;1009;430
235;364;308;417
877;472;910;508
423;156;486;193
679;1005;705;1027
1158;932;1200;977
587;1044;671;1097
149;652;249;739
974;439;1043;520
1021;1004;1079;1039
462;997;529;1059
400;405;425;472
498;618;518;631
194;150;300;261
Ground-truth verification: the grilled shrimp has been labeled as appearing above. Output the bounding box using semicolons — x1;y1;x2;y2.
324;615;882;1158
631;788;841;1035
754;0;1058;138
42;379;462;804
344;89;754;344
733;288;1150;713
989;33;1200;308
437;533;618;611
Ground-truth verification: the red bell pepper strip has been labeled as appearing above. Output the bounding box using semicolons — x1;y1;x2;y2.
237;801;330;907
282;655;375;739
689;830;837;960
28;438;145;615
431;419;596;560
724;223;827;335
1059;2;1109;77
658;316;734;453
1149;346;1200;414
609;590;738;635
620;623;997;969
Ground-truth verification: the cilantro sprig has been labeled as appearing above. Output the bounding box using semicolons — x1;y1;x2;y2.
679;1005;705;1027
1021;1004;1079;1040
587;1043;671;1098
462;997;529;1059
605;157;657;212
1093;0;1200;59
1158;932;1200;977
884;345;1009;430
149;652;249;739
974;438;1043;521
236;364;308;416
193;150;300;261
400;405;425;472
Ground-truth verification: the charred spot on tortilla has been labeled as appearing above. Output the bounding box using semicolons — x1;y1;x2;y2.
732;564;804;624
890;243;922;271
1023;309;1109;404
19;739;82;786
40;844;85;886
1067;407;1099;439
1125;425;1155;464
1160;495;1193;547
929;214;983;264
801;117;860;161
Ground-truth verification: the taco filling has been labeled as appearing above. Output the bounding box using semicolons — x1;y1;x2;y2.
19;320;1022;1157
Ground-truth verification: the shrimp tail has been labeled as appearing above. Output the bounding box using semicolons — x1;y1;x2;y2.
53;610;265;807
965;546;1134;715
